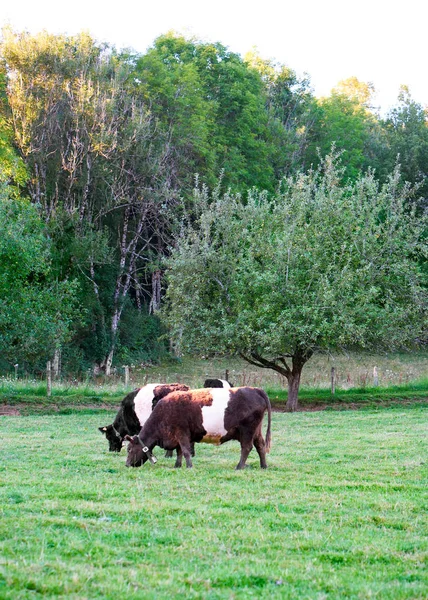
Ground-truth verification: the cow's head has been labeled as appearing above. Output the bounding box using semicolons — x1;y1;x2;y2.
125;435;148;467
98;424;123;452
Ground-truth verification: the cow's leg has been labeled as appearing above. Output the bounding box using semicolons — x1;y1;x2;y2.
236;433;254;470
174;447;183;468
253;432;268;469
165;450;173;458
178;437;193;468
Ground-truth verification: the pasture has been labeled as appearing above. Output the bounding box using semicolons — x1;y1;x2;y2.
1;407;427;599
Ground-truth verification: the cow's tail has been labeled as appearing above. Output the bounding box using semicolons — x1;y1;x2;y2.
261;389;272;453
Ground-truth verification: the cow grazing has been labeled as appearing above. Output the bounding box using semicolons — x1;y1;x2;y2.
125;386;271;470
99;379;231;452
99;383;189;451
203;378;233;388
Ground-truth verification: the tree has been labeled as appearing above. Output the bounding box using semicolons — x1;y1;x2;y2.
135;33;275;193
0;187;79;367
382;86;428;203
133;33;216;191
245;49;319;178
307;78;380;181
0;62;27;188
1;28;180;373
163;155;428;410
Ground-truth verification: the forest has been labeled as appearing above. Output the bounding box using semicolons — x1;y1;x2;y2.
0;27;427;387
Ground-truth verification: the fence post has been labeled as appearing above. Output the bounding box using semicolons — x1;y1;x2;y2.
331;367;336;395
225;369;229;382
53;348;61;380
124;365;129;387
373;366;378;387
47;361;52;397
14;363;18;380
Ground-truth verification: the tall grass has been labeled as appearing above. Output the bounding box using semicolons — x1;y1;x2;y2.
132;351;428;391
0;376;129;399
1;352;427;408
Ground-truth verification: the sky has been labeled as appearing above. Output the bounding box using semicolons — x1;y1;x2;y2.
2;0;427;115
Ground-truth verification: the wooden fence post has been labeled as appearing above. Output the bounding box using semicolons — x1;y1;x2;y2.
373;366;378;387
331;367;336;395
14;363;18;380
225;369;229;382
47;361;52;397
53;348;61;380
124;365;129;387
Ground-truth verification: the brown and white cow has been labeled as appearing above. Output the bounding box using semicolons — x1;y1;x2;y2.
125;386;272;470
99;383;189;452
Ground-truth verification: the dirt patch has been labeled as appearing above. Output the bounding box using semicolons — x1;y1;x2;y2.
0;403;116;416
271;402;360;412
0;406;21;416
1;398;426;416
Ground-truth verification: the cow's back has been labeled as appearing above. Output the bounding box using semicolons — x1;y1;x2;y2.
223;387;269;429
140;390;207;444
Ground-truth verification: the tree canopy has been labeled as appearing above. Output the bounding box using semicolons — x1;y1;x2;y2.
164;155;428;409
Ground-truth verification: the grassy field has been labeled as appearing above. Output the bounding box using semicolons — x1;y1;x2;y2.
1;406;427;599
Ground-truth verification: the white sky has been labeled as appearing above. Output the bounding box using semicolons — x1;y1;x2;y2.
2;0;427;115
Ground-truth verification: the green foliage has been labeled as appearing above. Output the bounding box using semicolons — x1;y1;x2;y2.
164;154;428;408
246;49;320;178
136;33;275;192
1;28;182;372
0;63;27;187
306;79;378;180
165;154;427;357
134;34;217;190
2;27;428;377
383;86;428;200
114;306;169;366
0;188;80;366
1;409;427;598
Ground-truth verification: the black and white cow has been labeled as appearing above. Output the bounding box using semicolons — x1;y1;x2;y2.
125;386;272;470
203;378;233;388
99;383;189;452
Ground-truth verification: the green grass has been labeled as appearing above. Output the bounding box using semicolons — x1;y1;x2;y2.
0;377;128;399
1;407;427;599
2;378;428;416
268;379;428;408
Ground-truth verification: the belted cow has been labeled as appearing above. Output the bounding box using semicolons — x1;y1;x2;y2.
125;386;272;470
99;383;189;452
203;378;233;388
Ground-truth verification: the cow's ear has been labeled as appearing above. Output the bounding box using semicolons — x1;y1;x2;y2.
124;434;134;442
99;427;108;435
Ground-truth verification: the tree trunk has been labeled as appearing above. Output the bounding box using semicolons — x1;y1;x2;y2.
240;347;311;412
149;270;161;314
105;307;122;376
105;347;115;377
285;368;302;412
